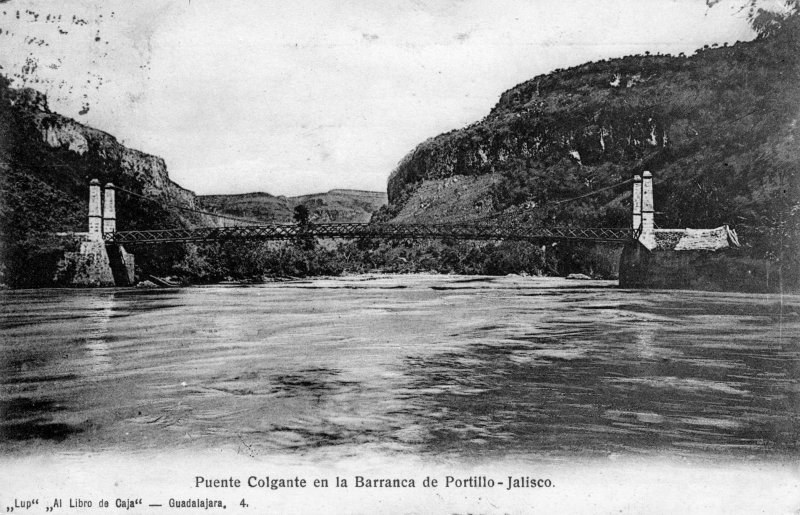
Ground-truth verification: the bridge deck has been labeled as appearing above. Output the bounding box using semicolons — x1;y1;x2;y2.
108;223;634;245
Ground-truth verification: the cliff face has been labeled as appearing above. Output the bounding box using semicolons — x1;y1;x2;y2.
200;189;387;224
385;29;800;259
0;75;205;242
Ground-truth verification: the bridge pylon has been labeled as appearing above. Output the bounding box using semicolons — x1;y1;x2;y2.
632;174;642;232
68;179;135;287
631;171;656;250
639;171;656;250
88;179;103;240
103;183;116;236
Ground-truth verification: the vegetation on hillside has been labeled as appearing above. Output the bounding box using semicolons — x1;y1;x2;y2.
141;238;621;284
0;74;200;287
386;14;799;286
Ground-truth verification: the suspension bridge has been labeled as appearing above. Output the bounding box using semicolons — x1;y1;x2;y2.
60;171;739;287
89;174;658;247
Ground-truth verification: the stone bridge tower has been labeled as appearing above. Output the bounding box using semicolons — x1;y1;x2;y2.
59;180;134;287
640;171;656;250
88;179;103;240
632;171;655;250
103;183;116;236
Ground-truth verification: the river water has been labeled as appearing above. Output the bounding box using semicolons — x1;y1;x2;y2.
1;274;799;461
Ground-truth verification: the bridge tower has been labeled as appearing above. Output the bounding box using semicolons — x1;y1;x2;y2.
72;179;135;287
88;179;103;240
639;171;656;250
103;183;116;236
632;174;642;231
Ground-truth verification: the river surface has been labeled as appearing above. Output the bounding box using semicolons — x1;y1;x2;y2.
2;275;799;460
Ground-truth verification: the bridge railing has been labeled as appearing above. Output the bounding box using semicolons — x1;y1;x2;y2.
107;223;634;245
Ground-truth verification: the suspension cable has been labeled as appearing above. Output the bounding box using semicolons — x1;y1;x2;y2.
448;176;635;225
13;148;270;226
113;175;635;228
553;177;634;205
110;185;267;226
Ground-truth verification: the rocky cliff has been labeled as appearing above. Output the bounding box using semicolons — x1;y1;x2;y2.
0;74;211;286
384;28;800;262
0;74;205;242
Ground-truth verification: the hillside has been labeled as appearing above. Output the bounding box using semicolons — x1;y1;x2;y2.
0;76;208;236
383;28;800;262
199;189;387;224
0;75;213;286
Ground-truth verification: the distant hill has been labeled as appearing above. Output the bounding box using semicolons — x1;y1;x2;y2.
381;26;800;262
200;189;387;224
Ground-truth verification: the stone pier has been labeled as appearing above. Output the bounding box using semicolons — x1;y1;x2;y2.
58;238;116;287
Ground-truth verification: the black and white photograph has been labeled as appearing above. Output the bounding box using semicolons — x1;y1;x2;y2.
1;1;798;513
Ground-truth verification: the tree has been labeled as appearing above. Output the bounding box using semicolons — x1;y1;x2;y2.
293;204;309;225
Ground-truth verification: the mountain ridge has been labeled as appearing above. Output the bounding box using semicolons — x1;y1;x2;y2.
199;188;387;224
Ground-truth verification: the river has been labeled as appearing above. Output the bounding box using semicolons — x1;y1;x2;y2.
2;275;799;513
2;274;798;459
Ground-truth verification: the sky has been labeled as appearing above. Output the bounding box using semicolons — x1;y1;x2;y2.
0;0;757;196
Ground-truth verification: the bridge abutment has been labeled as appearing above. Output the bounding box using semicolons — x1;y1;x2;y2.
619;172;747;290
618;238;771;291
56;239;116;287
